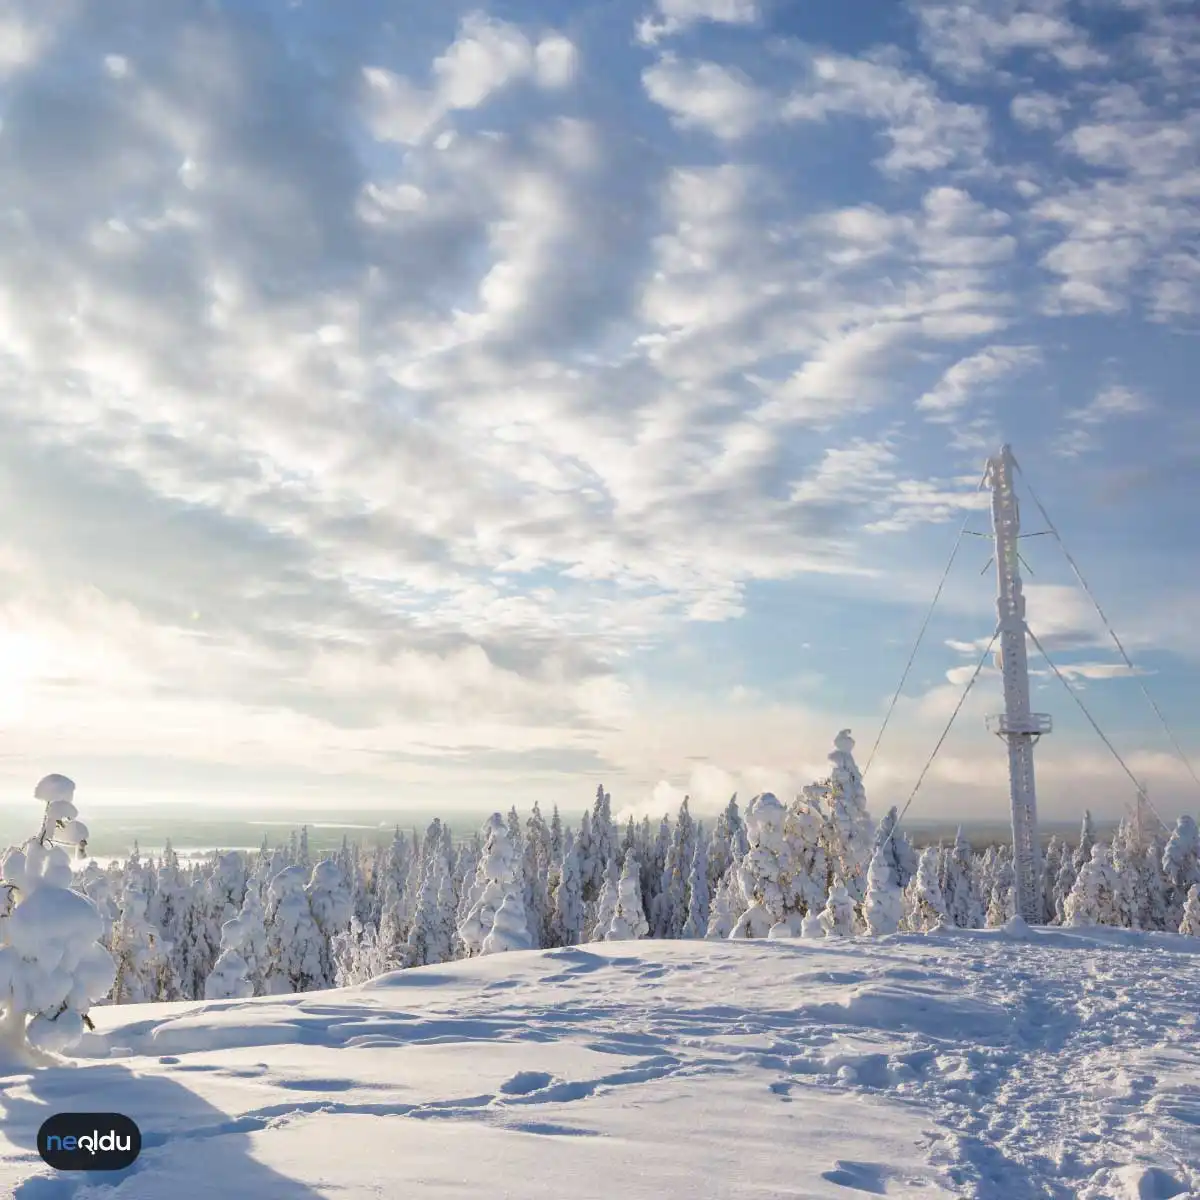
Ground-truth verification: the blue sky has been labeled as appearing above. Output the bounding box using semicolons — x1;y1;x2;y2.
0;0;1197;823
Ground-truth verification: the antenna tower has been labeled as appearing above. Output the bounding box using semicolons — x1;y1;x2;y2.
985;445;1052;923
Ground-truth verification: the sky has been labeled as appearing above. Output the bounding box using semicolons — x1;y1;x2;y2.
0;0;1198;826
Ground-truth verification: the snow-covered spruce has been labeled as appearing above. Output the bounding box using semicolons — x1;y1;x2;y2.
459;814;521;957
812;730;874;904
607;852;649;941
1065;844;1121;928
550;829;585;948
0;775;115;1064
705;873;736;939
863;848;902;935
481;888;532;954
590;857;620;942
1179;884;1200;936
730;793;791;939
263;866;326;994
818;882;856;937
904;847;948;933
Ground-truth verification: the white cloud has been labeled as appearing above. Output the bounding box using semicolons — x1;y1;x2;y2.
642;56;769;140
783;52;990;174
916;345;1040;418
1010;91;1068;131
534;35;578;88
913;0;1106;82
636;0;758;46
1034;76;1200;320
1053;384;1152;457
364;14;576;145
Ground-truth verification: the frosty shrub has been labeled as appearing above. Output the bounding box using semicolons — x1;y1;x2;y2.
0;775;115;1065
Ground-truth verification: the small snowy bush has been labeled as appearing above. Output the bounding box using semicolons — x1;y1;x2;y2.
0;775;115;1065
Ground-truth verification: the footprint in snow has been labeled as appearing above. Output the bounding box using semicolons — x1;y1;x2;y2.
499;1071;556;1096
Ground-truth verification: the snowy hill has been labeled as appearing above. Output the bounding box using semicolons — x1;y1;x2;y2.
2;930;1198;1199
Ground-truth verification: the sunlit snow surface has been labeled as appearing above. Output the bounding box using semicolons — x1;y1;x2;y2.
2;929;1198;1199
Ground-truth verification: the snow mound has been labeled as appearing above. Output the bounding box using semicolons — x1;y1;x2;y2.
2;931;1197;1199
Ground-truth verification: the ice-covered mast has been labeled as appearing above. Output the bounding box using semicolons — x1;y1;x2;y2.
984;445;1051;924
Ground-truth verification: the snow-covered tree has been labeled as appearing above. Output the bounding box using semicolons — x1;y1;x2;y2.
863;848;902;935
904;847;948;932
705;872;736;939
731;793;792;938
1053;844;1077;926
1163;816;1200;929
652;802;691;939
873;806;918;892
680;840;709;938
549;830;584;948
523;803;552;951
1040;836;1064;925
332;916;385;987
943;827;981;928
408;828;454;968
576;810;597;903
0;775;115;1063
590;786;617;894
204;946;252;1000
223;886;268;996
481;888;532;954
1073;811;1097;872
1065;844;1120;928
818;882;856;937
306;859;353;985
1179;884;1200;936
590;856;620;942
110;883;176;1003
263;866;325;994
459;815;520;957
816;731;874;902
986;860;1016;928
607;852;649;941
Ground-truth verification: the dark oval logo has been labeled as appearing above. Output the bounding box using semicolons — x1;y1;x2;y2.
38;1113;141;1171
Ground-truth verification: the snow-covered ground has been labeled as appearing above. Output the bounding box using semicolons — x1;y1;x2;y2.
2;928;1197;1200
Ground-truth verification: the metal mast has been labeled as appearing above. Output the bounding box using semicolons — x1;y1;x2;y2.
985;445;1051;923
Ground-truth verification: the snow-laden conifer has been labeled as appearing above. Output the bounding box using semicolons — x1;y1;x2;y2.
1065;843;1120;928
607;852;649;940
0;776;115;1063
1073;811;1097;872
204;946;253;1000
873;806;918;891
1040;837;1064;924
1179;884;1200;936
943;827;980;928
1162;815;1200;928
549;830;584;948
986;860;1016;928
863;847;902;935
110;883;176;1003
705;873;735;939
590;856;620;942
817;730;874;902
458;814;520;957
904;847;948;932
819;882;856;937
482;887;532;954
730;793;791;938
263;866;325;994
307;858;353;984
681;839;709;938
